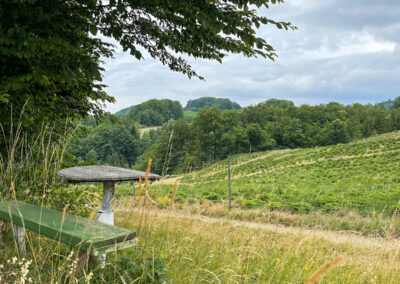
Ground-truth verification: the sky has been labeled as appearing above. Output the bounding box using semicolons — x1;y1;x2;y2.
102;0;400;113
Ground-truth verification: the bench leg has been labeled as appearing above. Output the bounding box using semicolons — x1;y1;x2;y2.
97;181;115;268
76;250;88;276
76;251;100;277
0;220;4;245
13;224;26;255
96;210;114;268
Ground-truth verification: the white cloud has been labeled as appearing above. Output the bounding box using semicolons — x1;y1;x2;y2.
300;31;396;60
101;0;400;113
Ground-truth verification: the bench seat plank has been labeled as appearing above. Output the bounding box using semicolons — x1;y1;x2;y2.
0;201;136;255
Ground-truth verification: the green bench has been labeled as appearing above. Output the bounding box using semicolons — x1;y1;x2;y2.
0;201;136;270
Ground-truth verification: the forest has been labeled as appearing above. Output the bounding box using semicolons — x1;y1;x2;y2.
117;99;183;126
184;97;241;112
68;97;400;174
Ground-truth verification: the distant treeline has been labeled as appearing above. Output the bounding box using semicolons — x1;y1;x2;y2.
67;116;159;168
185;97;241;112
135;98;400;174
115;97;241;124
67;97;400;173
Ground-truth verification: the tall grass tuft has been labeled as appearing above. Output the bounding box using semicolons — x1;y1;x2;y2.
137;159;152;235
0;117;71;203
306;255;347;284
147;188;154;215
0;114;101;282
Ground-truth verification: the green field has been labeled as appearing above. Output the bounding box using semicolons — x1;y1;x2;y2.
139;126;160;138
148;131;400;217
183;110;197;121
4;128;400;282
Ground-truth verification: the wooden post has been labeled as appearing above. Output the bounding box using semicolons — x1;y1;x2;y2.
228;155;231;209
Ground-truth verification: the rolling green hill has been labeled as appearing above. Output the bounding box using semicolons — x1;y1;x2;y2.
114;105;133;117
184;97;241;112
156;131;400;217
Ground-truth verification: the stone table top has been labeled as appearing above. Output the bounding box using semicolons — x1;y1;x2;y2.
57;165;161;182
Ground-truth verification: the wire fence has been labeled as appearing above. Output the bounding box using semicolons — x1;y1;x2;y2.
149;154;236;176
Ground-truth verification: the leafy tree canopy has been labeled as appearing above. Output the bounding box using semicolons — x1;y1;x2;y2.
125;99;183;126
391;97;400;109
262;98;294;109
0;0;295;143
185;97;241;112
136;99;400;174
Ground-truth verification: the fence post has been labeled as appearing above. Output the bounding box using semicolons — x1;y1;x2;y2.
228;155;231;209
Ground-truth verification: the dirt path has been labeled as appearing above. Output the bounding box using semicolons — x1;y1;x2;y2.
115;208;400;251
153;177;179;185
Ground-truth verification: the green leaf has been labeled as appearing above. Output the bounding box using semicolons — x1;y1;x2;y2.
90;25;97;36
0;93;10;103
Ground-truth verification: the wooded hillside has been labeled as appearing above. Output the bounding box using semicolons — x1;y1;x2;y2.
135;98;400;174
184;97;241;112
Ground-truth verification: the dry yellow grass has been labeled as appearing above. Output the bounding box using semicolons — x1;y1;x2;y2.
116;210;400;283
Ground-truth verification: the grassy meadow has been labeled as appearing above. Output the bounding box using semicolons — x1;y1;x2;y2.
141;131;400;216
3;130;400;282
139;126;161;138
110;210;400;283
183;110;197;121
110;131;400;238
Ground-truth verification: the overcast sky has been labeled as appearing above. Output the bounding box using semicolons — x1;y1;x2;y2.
102;0;400;113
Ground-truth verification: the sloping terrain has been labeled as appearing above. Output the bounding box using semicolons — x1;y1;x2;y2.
157;131;400;216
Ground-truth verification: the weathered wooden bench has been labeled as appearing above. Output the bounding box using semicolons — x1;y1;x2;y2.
0;201;136;271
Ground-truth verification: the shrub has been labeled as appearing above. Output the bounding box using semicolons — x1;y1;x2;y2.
288;201;313;213
201;191;220;201
266;201;283;210
239;199;265;209
156;195;171;209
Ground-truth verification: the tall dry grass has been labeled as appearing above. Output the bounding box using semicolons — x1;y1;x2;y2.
116;209;400;283
0;114;72;203
0;115;101;283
